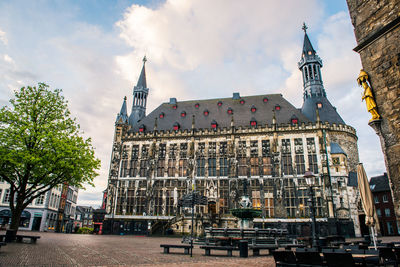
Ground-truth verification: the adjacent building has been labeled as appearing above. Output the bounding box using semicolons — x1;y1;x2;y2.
370;173;400;236
104;29;362;237
55;183;78;233
74;206;94;229
0;181;64;232
346;0;400;229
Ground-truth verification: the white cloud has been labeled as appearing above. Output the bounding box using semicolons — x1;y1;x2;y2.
0;28;7;45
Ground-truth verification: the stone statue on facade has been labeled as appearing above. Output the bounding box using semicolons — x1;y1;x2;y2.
357;69;381;122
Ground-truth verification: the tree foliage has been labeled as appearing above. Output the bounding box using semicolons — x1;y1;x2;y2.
0;83;100;230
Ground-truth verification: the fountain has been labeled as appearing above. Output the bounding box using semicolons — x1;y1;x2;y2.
230;179;261;228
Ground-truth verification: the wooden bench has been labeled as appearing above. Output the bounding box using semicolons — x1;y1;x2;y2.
160;244;193;254
15;235;41;244
200;245;238;256
249;244;278;256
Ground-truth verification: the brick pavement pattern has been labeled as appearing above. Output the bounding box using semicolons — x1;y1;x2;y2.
0;232;275;267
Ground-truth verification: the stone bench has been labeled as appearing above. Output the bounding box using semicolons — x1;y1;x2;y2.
160;244;193;254
15;235;41;244
249;244;278;256
200;245;238;256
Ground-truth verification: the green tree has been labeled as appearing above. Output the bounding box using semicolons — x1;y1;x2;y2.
0;83;100;238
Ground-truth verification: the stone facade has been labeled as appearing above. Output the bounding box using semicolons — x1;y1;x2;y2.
104;29;362;237
346;0;400;222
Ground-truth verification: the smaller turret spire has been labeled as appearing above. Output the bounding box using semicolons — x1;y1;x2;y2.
116;96;128;125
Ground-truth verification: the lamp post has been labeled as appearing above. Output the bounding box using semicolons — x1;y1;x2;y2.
304;170;318;248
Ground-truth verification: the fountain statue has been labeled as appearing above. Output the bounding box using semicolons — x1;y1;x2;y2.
230;179;261;228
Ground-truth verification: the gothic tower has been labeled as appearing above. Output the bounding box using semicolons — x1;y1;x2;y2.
299;24;344;124
129;56;149;126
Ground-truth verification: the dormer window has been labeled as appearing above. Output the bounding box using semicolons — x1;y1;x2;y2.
211;120;218;129
203;110;209;116
308;51;312;55
263;97;268;103
173;122;180;131
316;102;322;109
250;119;257;127
217;101;223;107
239;99;245;105
227;107;233;115
275;105;281;111
172;104;177;110
290;115;299;125
181;111;186;117
159;112;165;119
195;103;200;108
139;124;145;132
251;106;257;113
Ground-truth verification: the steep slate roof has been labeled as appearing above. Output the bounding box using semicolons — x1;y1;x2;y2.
131;94;311;132
369;173;390;192
137;63;147;88
330;142;346;155
302;33;316;56
302;96;345;124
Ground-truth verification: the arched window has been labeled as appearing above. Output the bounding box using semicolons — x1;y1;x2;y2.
251;106;257;113
309;65;313;80
194;103;200;108
227;107;233;115
217;101;223;107
304;66;309;81
159;112;165;119
203;110;209;116
250;119;257;127
240;99;245;105
180;111;186;117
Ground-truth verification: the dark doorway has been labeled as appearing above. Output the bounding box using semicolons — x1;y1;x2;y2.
32;216;42;231
359;214;369;236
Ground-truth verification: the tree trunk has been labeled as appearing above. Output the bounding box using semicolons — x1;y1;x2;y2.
6;207;23;242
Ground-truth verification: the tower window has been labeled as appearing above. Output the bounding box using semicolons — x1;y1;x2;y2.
173;122;180;131
251;106;257;113
203;110;209;116
316;102;322;109
217;101;223;107
211;120;218;129
227;108;233;115
240;99;245;105
263;97;268;103
159;112;165;119
308;51;312;55
250;120;257;127
181;111;186;117
172;104;177;110
195;103;200;108
275;105;281;111
139;124;145;132
291;118;298;125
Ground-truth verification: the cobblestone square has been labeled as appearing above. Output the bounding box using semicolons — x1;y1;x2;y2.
0;232;275;267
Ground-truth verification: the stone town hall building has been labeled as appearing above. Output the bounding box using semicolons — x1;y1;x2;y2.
103;30;361;237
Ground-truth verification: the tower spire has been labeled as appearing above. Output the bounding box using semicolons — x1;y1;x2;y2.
129;57;149;126
298;25;345;125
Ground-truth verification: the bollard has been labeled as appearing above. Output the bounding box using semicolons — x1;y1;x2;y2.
239;240;248;258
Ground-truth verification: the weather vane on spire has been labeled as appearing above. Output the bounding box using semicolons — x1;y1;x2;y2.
302;22;308;33
143;55;147;64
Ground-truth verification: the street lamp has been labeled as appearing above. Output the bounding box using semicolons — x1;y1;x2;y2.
304;170;319;248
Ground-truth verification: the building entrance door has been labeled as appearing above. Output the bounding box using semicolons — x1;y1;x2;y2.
32;216;42;231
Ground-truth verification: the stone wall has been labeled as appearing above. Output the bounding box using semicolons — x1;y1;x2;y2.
346;0;400;219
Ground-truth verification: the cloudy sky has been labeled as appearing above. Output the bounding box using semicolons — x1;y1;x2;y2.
0;0;386;207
